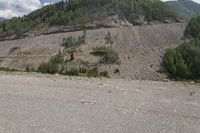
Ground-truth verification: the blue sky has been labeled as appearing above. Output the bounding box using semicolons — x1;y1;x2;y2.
0;0;199;18
40;0;61;5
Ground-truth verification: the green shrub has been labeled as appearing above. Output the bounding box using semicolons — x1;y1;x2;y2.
164;38;200;80
37;46;110;78
49;53;64;64
62;31;86;49
26;66;30;72
114;68;120;74
37;62;58;74
99;71;109;77
65;67;79;76
79;67;87;73
105;32;113;44
37;53;63;74
92;46;119;64
87;67;99;77
185;16;200;38
62;36;75;48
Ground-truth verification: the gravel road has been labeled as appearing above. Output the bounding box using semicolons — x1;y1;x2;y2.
0;73;200;133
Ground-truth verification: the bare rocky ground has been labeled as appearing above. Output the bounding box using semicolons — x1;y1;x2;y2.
0;23;186;80
0;72;199;133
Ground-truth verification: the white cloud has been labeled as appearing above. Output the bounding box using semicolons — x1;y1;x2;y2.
0;0;42;18
43;2;53;6
0;9;18;18
161;0;200;3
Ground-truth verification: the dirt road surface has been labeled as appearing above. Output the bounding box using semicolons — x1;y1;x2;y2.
0;73;200;133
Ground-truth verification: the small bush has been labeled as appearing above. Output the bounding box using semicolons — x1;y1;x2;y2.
87;67;99;77
37;54;63;74
92;46;119;64
26;66;30;72
37;62;58;74
49;53;64;64
105;32;113;44
79;67;87;73
65;67;79;76
114;69;120;74
26;66;35;72
99;71;109;77
62;31;86;49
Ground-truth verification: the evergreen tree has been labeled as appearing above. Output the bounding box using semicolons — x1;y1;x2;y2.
2;22;6;32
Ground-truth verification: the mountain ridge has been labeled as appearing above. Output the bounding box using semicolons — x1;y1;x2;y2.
0;17;7;22
167;0;200;20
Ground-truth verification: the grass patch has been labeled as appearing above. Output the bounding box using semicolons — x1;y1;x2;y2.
91;46;119;64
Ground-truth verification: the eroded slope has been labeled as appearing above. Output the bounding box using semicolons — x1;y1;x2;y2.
0;23;186;80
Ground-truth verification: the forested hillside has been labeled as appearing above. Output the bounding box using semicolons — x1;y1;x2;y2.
167;0;200;20
165;16;200;80
185;16;200;38
0;0;177;40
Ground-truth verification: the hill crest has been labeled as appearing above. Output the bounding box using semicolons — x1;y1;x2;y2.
0;0;179;41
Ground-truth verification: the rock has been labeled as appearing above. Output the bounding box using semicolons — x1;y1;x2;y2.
190;81;195;84
81;100;86;104
163;79;170;82
92;101;97;104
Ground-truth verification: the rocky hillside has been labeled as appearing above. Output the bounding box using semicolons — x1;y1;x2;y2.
0;23;185;80
0;0;178;41
167;0;200;20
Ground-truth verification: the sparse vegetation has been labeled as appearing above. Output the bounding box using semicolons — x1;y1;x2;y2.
99;71;109;78
37;62;59;74
105;32;113;44
62;31;86;49
0;67;18;72
9;47;19;54
61;31;86;62
92;46;119;64
37;52;108;78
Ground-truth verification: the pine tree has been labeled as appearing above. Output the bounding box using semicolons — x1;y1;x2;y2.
2;22;6;32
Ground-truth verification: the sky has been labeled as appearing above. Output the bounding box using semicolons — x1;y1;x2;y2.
0;0;200;19
162;0;200;3
0;0;61;18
